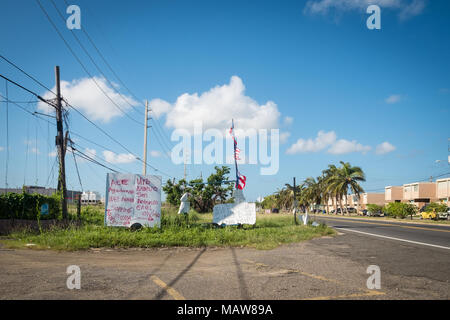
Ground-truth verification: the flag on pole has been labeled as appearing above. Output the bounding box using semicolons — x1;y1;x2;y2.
230;120;246;190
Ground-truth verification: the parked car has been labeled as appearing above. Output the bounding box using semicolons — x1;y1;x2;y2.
359;209;368;216
271;208;280;213
346;207;357;214
366;210;383;217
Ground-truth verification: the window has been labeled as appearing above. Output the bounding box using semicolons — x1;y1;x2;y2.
413;185;418;192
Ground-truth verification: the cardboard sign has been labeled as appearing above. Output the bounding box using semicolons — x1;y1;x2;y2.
104;173;161;228
213;202;256;226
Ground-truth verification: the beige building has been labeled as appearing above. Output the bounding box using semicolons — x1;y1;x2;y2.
360;193;385;210
403;182;437;209
436;178;450;204
385;186;403;203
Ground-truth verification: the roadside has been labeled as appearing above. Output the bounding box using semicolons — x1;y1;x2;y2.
309;213;450;226
1;230;448;300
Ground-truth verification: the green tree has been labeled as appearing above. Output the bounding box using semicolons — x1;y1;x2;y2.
163;166;234;213
326;161;365;215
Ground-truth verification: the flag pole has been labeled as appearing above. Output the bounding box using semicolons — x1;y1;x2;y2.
232;119;239;190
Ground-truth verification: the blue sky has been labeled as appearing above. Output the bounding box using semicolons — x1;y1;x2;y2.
0;0;449;201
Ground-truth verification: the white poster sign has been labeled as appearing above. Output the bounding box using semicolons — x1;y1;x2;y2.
213;202;256;226
104;173;161;228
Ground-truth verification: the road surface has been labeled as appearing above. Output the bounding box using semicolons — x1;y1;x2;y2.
1;215;449;300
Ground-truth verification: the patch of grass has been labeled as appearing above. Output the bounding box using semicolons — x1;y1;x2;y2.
0;207;335;251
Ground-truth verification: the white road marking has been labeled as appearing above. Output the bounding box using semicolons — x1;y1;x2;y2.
336;227;450;250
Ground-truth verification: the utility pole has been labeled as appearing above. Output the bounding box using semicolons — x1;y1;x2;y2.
293;177;298;225
143;100;149;175
55;66;68;220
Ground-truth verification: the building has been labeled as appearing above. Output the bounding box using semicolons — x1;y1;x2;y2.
403;182;437;209
0;186;81;204
385;186;403;203
436;178;450;204
359;193;385;210
81;191;102;205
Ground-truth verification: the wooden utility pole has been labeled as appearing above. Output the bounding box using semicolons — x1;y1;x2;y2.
293;177;298;225
55;66;68;219
143;100;149;175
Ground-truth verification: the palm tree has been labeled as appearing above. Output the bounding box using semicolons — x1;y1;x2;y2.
322;164;339;214
326;161;365;215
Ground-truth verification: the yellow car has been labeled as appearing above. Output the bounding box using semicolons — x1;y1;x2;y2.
421;211;437;220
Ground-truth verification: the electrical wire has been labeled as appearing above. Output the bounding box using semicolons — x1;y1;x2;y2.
35;0;143;126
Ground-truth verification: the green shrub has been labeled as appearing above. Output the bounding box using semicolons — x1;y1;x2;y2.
384;202;417;219
366;204;384;213
424;202;448;213
0;192;61;220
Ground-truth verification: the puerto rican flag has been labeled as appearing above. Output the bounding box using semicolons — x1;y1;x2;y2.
236;171;246;190
230;120;246;190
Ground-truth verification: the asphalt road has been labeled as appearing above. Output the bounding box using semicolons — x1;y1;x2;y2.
1;216;449;300
311;215;450;249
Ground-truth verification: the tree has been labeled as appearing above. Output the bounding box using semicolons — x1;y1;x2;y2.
326;161;365;215
163;166;234;213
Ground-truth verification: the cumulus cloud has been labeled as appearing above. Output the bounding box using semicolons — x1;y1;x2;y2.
37;77;140;122
103;150;136;164
48;151;57;157
376;141;396;154
149;76;281;133
385;94;402;104
279;132;291;144
286;130;377;155
149;99;172;119
304;0;426;20
30;147;40;154
283;116;294;126
0;146;4;151
328;139;371;155
286;130;337;154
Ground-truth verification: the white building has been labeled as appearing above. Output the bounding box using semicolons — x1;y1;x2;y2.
81;191;102;204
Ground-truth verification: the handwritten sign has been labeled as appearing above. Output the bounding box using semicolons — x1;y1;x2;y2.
213;202;256;226
104;173;161;228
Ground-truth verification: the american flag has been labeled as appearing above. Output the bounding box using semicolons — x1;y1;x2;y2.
230;120;246;190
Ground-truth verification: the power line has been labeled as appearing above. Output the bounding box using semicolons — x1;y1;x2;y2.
0;53;56;95
35;0;143;126
0;69;173;179
50;0;144;118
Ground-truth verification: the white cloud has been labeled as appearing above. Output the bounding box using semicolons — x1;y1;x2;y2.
304;0;426;20
37;77;140;122
0;146;4;152
328;139;371;155
286;130;337;154
149;99;172;119
150;150;162;157
279;132;291;144
103;150;136;164
84;148;97;158
150;76;281;133
283;116;294;126
30;147;40;154
48;151;57;157
385;94;402;104
376;141;396;154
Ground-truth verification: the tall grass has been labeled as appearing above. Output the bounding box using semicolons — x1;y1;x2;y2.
1;206;334;251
